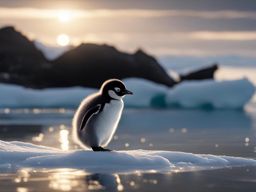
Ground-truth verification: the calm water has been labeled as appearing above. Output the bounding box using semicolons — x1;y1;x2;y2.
0;104;256;192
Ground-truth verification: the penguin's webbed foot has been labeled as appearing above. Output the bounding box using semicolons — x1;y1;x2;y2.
91;146;112;152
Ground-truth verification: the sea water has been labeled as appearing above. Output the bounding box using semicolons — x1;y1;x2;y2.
0;67;256;192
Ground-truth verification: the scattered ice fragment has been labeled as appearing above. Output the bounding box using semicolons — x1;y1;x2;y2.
4;108;10;114
32;108;40;114
129;181;135;186
181;128;188;133
59;129;69;151
245;137;250;143
125;143;130;148
117;184;124;191
32;133;44;142
140;138;146;143
48;127;54;132
169;128;175;133
58;108;66;113
60;124;66;129
17;187;28;192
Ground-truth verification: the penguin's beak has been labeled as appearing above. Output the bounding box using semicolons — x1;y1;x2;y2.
123;89;133;95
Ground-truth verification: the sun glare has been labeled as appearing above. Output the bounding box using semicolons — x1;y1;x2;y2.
56;34;70;46
57;10;72;22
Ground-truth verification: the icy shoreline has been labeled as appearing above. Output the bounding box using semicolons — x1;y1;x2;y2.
1;140;256;174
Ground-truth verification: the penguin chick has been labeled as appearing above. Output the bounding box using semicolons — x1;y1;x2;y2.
72;79;133;151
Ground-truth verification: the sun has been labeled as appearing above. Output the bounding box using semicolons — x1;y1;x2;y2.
56;34;70;46
57;10;72;23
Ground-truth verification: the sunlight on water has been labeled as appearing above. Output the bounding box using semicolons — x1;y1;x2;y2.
32;108;41;114
32;133;44;142
125;143;130;148
116;174;124;191
49;169;86;191
16;187;28;192
59;129;69;151
181;128;188;133
0;108;73;115
140;137;146;143
4;108;10;114
14;169;31;183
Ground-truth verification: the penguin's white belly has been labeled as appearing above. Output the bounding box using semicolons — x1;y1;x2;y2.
92;100;123;146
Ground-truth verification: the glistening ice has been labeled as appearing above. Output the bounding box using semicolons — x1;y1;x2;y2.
0;140;256;174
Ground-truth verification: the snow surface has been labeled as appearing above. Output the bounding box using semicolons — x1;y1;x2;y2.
0;78;254;109
0;140;255;173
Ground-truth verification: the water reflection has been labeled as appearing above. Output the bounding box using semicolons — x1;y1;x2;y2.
14;169;31;183
59;128;69;151
16;187;28;192
8;166;256;192
47;169;123;192
87;174;124;191
49;169;85;191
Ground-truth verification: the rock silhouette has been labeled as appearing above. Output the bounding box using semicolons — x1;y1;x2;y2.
0;26;217;89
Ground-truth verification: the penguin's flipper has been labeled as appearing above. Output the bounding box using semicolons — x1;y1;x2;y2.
91;146;112;152
80;105;101;130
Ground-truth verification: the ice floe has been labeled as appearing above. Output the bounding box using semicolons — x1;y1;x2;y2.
0;140;255;174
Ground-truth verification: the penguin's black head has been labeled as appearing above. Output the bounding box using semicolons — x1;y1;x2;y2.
100;79;133;100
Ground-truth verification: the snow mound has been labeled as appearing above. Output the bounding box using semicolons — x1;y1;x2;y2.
0;78;254;109
0;140;256;173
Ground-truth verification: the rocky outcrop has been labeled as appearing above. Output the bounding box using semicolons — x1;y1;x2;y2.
0;26;217;89
0;26;50;87
51;44;176;88
180;64;218;81
0;26;177;88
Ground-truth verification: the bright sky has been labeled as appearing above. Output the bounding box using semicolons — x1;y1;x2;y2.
0;0;256;59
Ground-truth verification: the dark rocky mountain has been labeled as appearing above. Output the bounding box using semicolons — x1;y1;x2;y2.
51;44;176;88
180;64;218;81
0;26;51;87
0;26;217;89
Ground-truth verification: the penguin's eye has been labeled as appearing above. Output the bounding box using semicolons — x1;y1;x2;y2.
114;87;121;92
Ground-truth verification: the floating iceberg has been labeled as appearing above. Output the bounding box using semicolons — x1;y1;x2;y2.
0;78;254;109
0;140;255;173
0;84;95;108
166;79;255;108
